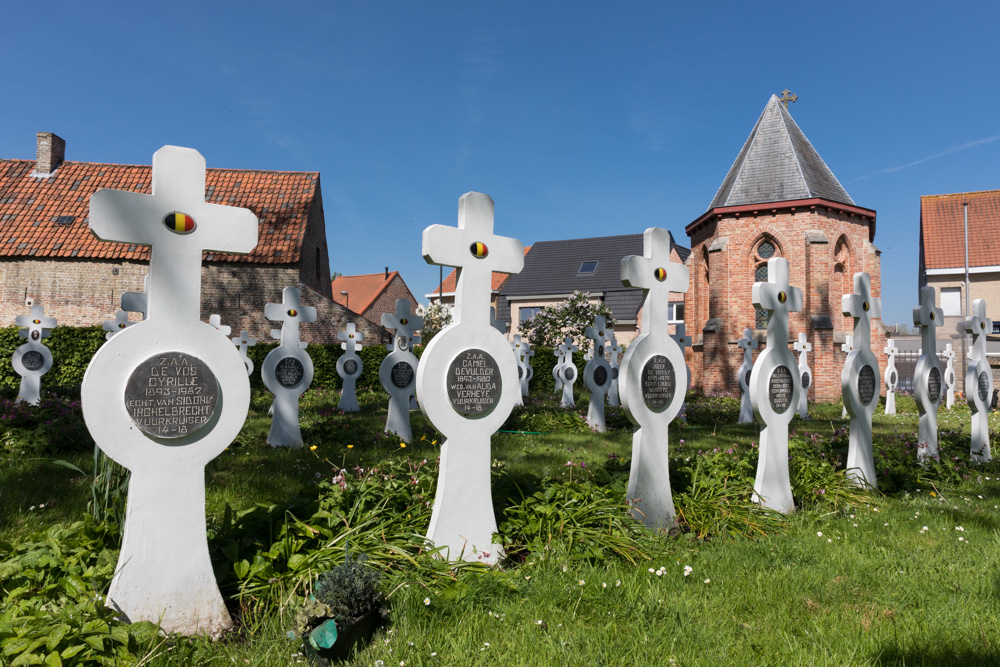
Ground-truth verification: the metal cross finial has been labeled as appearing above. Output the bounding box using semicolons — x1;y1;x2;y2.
622;227;689;337
265;287;317;349
89;147;258;323
779;89;798;110
422;193;524;329
913;286;943;357
752;257;802;351
842;273;881;351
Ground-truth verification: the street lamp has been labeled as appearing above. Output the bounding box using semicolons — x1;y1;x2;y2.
340;291;349;320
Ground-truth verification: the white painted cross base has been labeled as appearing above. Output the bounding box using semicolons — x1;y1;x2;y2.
913;286;943;462
583;317;613;432
966;299;993;462
13;301;56;405
337;323;364;412
607;337;622;407
737;328;757;424
262;287;316;448
380;299;423;443
749;258;802;514
83;145;257;636
943;344;956;410
841;273;881;489
793;333;812;420
416;192;523;563
884;339;899;415
620;228;689;530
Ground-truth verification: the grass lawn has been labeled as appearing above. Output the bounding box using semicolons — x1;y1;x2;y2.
2;385;999;666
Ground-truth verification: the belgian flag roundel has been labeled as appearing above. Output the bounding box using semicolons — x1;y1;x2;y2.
164;212;196;234
654;267;666;282
469;242;489;259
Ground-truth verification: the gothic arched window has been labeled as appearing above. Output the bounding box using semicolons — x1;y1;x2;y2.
752;237;780;329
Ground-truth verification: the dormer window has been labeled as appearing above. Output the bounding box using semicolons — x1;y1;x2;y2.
578;260;598;274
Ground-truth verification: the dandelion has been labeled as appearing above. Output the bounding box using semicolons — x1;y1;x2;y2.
400;443;407;448
309;445;317;451
432;440;438;445
347;444;354;449
424;597;430;606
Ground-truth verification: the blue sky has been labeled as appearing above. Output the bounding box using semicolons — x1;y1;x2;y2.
3;1;998;328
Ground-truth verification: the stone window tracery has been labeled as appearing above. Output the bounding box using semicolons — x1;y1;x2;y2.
752;237;781;329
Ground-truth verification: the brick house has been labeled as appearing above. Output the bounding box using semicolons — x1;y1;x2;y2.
331;269;419;326
684;95;885;402
0;133;387;345
495;234;689;345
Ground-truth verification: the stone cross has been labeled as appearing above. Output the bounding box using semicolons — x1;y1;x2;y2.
379;299;423;442
883;338;899;415
556;336;579;408
336;323;364;412
840;335;854;418
670;323;693;423
749;257;802;514
779;89;798;109
103;309;135;340
912;285;944;462
607;336;622;407
208;314;231;337
415;192;524;564
619;227;689;530
841;272;882;489
583;316;614;431
232;330;257;375
82;145;257;636
122;275;150;320
793;333;812;419
965;299;993;462
737;328;758;424
262;287;317;447
13;300;56;405
942;344;957;409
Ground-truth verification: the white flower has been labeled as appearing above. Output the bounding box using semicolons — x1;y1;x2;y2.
602;582;607;588
648;568;655;573
827;539;832;543
578;579;585;586
424;597;430;606
817;531;823;537
656;569;663;577
704;579;711;584
615;580;621;587
683;565;693;577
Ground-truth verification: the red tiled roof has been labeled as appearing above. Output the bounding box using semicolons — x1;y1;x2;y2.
332;271;404;315
920;190;1000;269
0;159;319;263
427;245;532;296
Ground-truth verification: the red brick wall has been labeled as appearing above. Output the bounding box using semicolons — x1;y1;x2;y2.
362;275;420;327
684;203;886;402
296;185;334;299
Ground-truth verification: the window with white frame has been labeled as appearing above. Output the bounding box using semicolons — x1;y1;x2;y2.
668;302;685;323
940;287;962;316
519;306;543;323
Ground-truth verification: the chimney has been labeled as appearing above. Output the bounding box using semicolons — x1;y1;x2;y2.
36;132;66;175
385;266;389;280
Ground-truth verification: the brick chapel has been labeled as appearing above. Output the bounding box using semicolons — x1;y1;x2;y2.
683;95;886;402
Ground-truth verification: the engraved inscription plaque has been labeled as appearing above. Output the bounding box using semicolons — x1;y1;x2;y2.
564;366;576;382
447;348;501;418
21;350;44;371
275;357;304;388
889;370;897;386
801;371;810;390
391;361;414;389
858;365;876;405
745;369;752;387
124;351;219;438
343;359;358;376
640;355;675;411
594;365;608;387
768;365;793;413
979;371;990;403
928;367;941;403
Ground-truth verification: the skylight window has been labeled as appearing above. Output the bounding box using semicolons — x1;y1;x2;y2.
55;216;74;225
578;260;598;274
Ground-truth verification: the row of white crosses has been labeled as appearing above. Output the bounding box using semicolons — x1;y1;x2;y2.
12;298;56;405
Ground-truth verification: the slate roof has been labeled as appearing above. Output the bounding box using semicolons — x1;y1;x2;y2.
0;159;319;263
496;232;690;323
920;189;1000;270
426;246;532;298
708;95;854;210
332;271;416;315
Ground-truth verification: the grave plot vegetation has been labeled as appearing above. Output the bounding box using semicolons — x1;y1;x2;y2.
1;384;999;665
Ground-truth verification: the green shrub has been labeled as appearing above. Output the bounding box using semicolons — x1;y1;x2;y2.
684;390;741;426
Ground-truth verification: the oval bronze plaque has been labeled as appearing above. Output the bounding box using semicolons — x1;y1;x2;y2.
124;351;219;439
447;349;501;418
275;357;304;388
391;361;414;389
768;365;793;413
21;350;44;371
858;364;876;405
927;366;941;403
641;355;675;411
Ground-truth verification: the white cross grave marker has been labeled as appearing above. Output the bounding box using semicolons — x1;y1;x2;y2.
913;285;944;462
553;341;567;393
232;330;257;375
607;336;622;407
619;227;689;530
121;275;149;320
965;299;993;462
82;145;257;636
671;323;693;423
841;272;881;489
793;333;812;419
517;337;535;397
262;287;316;448
556;335;579;408
942;343;956;409
511;335;528;407
208;314;232;337
737;328;758;424
415;192;524;563
884;338;899;415
380;299;423;442
13;299;56;405
749;257;802;514
841;335;854;418
103;309;135;340
336;323;364;412
583;316;614;431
